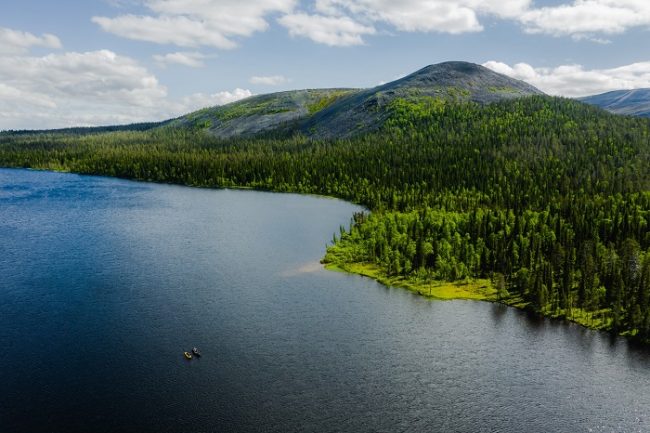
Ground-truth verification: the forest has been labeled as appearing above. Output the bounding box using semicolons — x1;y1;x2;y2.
1;95;649;341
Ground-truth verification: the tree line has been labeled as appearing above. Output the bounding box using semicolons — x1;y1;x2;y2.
1;95;649;340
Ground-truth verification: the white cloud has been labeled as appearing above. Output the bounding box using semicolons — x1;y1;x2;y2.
519;0;650;39
153;51;207;68
0;27;62;54
278;13;375;46
177;88;253;110
298;0;650;44
91;0;650;47
93;0;296;49
470;0;532;19
0;49;251;130
377;72;409;86
483;60;650;97
314;0;482;34
311;0;534;34
0;50;166;107
92;15;237;49
0;50;167;129
250;75;290;85
0;83;57;109
278;0;533;46
277;0;533;46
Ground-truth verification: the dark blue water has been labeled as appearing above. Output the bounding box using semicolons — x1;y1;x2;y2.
1;168;649;433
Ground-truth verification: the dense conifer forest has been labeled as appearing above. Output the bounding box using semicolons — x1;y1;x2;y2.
2;95;649;341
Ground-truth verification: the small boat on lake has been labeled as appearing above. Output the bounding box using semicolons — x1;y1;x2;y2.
192;347;201;357
184;351;192;360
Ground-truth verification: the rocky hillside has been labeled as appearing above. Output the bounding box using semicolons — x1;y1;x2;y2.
304;61;544;138
172;61;545;139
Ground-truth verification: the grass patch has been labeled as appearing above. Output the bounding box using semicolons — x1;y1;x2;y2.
324;261;496;301
307;90;354;115
323;251;620;335
488;86;521;94
205;97;297;122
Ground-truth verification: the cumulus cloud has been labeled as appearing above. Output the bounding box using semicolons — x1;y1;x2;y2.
0;83;57;109
470;0;532;19
93;0;296;49
279;0;533;45
297;0;649;44
518;0;650;39
483;60;650;97
0;50;167;129
250;75;290;85
314;0;483;33
279;13;375;46
0;50;166;107
153;51;207;68
91;0;650;47
0;27;62;54
0;49;251;130
177;88;253;110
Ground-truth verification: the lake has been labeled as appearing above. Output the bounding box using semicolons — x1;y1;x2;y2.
1;168;649;433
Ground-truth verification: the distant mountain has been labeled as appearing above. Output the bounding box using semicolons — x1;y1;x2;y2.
579;89;650;117
0;121;168;136
172;61;544;139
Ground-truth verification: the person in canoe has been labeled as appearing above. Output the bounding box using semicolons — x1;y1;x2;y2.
184;351;192;360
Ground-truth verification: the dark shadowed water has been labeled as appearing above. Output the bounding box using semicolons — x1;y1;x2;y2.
1;168;649;433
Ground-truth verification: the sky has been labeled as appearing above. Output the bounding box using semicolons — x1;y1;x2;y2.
2;0;650;130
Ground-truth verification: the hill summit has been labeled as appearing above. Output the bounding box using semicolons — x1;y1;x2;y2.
172;61;545;139
377;61;542;102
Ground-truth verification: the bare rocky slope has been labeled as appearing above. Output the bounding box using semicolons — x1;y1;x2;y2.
172;61;545;139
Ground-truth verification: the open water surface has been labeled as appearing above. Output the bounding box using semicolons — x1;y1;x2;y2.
1;168;649;433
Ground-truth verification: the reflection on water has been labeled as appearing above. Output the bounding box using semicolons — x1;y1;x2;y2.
0;168;649;433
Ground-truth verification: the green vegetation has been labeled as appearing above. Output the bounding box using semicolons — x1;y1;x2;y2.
438;86;472;100
307;90;354;114
324;260;496;301
488;86;520;94
215;99;293;121
1;95;649;342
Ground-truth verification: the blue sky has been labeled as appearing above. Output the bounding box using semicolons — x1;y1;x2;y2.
2;0;650;129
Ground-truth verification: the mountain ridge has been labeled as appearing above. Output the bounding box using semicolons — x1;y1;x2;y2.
302;61;544;138
172;61;545;139
1;61;548;137
579;89;650;117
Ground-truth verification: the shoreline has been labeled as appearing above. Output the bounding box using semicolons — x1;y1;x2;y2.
3;165;645;344
321;255;639;341
11;166;361;205
324;261;497;302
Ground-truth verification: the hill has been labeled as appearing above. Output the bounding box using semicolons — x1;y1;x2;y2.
168;88;358;138
579;89;650;117
172;61;544;139
1;61;544;139
304;61;544;138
